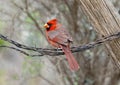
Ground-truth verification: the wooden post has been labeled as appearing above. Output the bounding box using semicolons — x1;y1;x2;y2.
79;0;120;69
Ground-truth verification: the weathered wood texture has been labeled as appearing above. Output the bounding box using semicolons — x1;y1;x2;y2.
79;0;120;68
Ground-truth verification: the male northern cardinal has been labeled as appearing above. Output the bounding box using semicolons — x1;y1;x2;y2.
44;19;79;71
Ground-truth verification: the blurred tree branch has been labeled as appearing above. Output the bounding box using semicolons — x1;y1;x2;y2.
0;32;119;57
12;0;45;36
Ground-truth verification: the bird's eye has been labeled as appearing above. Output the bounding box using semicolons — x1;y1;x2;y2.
47;23;52;26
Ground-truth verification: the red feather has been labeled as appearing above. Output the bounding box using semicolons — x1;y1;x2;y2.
44;19;79;71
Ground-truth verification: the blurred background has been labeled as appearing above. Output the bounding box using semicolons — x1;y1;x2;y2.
0;0;119;85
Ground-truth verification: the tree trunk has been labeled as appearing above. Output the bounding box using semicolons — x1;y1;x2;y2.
79;0;120;69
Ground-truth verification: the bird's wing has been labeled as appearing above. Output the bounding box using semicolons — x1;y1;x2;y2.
47;26;73;46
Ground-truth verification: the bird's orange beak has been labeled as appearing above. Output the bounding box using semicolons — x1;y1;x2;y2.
44;24;49;28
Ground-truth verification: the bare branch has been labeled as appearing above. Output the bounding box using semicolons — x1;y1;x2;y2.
0;32;119;56
0;45;43;57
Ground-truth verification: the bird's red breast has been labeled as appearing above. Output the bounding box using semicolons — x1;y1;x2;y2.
44;19;73;48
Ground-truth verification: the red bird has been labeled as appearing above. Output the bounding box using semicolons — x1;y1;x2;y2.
44;19;79;71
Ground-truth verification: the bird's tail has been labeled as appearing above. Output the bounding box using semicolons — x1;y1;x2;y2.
61;46;79;71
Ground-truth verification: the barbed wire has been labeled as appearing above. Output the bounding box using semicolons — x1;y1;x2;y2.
0;32;120;57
